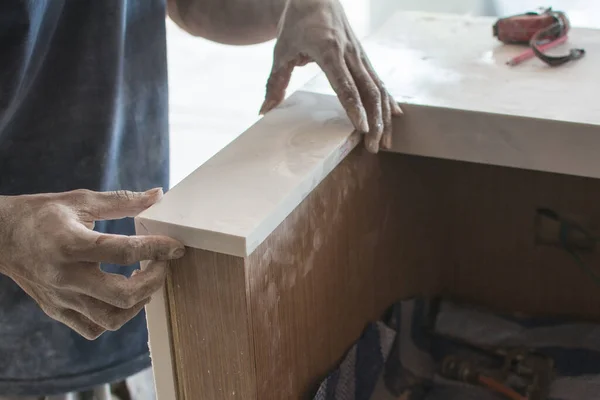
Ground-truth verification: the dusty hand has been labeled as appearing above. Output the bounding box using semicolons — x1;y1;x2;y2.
0;188;185;340
260;0;402;153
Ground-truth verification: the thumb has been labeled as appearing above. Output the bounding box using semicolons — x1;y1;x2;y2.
72;188;164;221
259;61;294;115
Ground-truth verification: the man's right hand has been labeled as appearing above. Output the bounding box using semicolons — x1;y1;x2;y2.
0;188;185;340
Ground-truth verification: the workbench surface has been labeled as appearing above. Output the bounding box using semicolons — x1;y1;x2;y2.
305;12;600;125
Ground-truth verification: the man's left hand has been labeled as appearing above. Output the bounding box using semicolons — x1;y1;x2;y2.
260;0;402;153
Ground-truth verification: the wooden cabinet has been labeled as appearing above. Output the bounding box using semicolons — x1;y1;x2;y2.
136;12;600;400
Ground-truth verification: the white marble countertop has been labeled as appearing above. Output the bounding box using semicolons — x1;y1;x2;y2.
304;12;600;125
139;12;600;257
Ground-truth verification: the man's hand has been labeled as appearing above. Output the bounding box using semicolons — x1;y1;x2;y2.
260;0;403;153
0;188;185;340
167;0;400;152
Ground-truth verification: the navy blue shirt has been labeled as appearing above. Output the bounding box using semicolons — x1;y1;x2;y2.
0;0;169;395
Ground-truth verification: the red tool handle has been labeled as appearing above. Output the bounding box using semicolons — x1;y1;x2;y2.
493;8;584;67
494;12;559;44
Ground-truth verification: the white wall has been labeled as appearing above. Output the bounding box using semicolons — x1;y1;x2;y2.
493;0;600;29
340;0;496;38
348;0;600;31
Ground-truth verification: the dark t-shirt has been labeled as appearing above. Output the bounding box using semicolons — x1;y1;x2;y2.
0;1;169;395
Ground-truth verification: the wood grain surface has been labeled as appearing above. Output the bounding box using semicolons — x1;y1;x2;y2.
165;249;256;399
245;147;444;399
164;149;600;399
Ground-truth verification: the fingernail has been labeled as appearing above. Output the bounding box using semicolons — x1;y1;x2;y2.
365;138;379;154
171;247;185;259
259;99;277;115
145;187;163;197
392;102;403;116
357;112;369;133
382;135;392;150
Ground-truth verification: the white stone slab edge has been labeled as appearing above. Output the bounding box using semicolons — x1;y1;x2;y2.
385;103;600;180
135;220;177;400
136;91;360;257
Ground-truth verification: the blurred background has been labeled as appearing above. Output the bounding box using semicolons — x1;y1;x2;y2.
167;0;599;186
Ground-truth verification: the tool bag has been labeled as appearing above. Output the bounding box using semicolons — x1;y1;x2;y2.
314;298;600;400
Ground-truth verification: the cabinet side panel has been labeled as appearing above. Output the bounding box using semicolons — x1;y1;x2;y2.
245;148;447;399
166;249;256;399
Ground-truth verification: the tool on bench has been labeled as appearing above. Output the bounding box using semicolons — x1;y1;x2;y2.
424;300;555;399
440;346;555;400
441;356;526;400
493;7;585;66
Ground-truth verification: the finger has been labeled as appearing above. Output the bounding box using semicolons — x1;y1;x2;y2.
59;293;149;331
295;53;312;66
42;305;105;340
64;188;164;221
389;95;403;116
345;51;383;153
62;260;168;309
61;309;106;340
68;225;184;265
356;47;402;149
356;47;403;118
82;220;95;230
260;61;294;115
314;49;369;133
380;89;393;150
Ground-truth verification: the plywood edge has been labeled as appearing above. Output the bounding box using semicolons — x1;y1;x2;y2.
135;220;178;400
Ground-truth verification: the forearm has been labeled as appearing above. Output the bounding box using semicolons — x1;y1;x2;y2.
167;0;288;45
